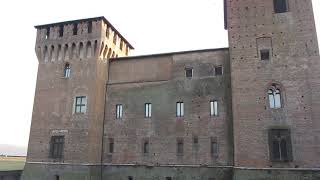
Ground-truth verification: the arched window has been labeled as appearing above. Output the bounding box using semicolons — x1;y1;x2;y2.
64;63;71;78
268;86;282;109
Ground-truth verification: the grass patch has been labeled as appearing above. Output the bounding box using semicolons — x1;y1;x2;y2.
0;157;25;171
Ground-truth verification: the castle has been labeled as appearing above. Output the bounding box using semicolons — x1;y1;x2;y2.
22;0;320;179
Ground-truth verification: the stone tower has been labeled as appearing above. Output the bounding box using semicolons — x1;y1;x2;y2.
225;0;320;169
22;17;134;180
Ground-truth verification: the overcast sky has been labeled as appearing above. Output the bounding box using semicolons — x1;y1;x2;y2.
0;0;320;148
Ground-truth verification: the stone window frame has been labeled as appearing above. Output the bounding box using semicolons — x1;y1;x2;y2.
267;84;284;109
49;136;65;159
176;102;184;117
185;67;193;78
210;137;219;158
145;103;152;118
210;100;219;117
176;138;184;156
142;138;150;155
63;63;71;78
214;66;223;76
116;104;123;119
74;96;87;114
268;129;293;162
108;138;114;154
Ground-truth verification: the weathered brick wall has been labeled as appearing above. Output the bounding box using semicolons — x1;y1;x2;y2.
103;49;233;166
226;0;320;167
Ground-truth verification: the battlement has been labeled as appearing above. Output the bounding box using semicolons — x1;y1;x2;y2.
35;16;134;62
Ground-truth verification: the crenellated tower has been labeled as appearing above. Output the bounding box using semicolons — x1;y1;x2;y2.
225;0;320;169
22;17;134;180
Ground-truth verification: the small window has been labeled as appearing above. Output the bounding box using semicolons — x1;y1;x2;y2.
113;34;117;44
166;177;172;180
268;86;282;109
75;96;87;113
145;103;152;118
88;21;92;33
50;136;64;159
274;0;288;13
210;100;218;116
268;129;293;162
106;28;110;38
116;104;123;119
260;49;270;61
64;63;71;78
109;138;114;153
185;68;193;78
73;24;78;35
128;176;133;180
215;66;223;76
177;138;184;155
143;140;149;154
59;25;64;37
211;138;218;157
46;27;50;39
193;136;199;144
120;41;124;50
176;102;184;117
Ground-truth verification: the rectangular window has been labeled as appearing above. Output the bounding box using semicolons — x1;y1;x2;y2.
46;27;50;39
88;21;92;33
268;129;293;162
145;103;152;118
75;96;87;113
177;139;184;155
50;136;64;159
274;0;288;13
73;24;78;35
116;104;123;119
185;68;193;78
166;177;172;180
109;138;114;153
260;49;270;61
210;100;218;116
106;28;110;38
59;25;64;37
211;138;218;157
176;102;184;117
128;176;133;180
143;140;149;154
113;34;117;44
55;175;60;180
193;136;199;144
215;66;223;76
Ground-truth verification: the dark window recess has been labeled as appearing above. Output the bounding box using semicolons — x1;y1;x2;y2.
88;21;92;33
177;139;184;155
185;68;193;78
193;136;199;144
128;176;133;180
73;24;78;35
274;0;288;13
64;63;71;78
50;136;64;159
211;138;218;157
166;177;172;180
143;140;149;154
260;49;270;61
268;129;293;162
215;66;223;76
46;27;50;39
109;138;114;153
59;25;64;37
55;175;60;180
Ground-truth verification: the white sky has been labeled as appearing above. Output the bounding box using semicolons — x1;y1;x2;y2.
0;0;319;147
